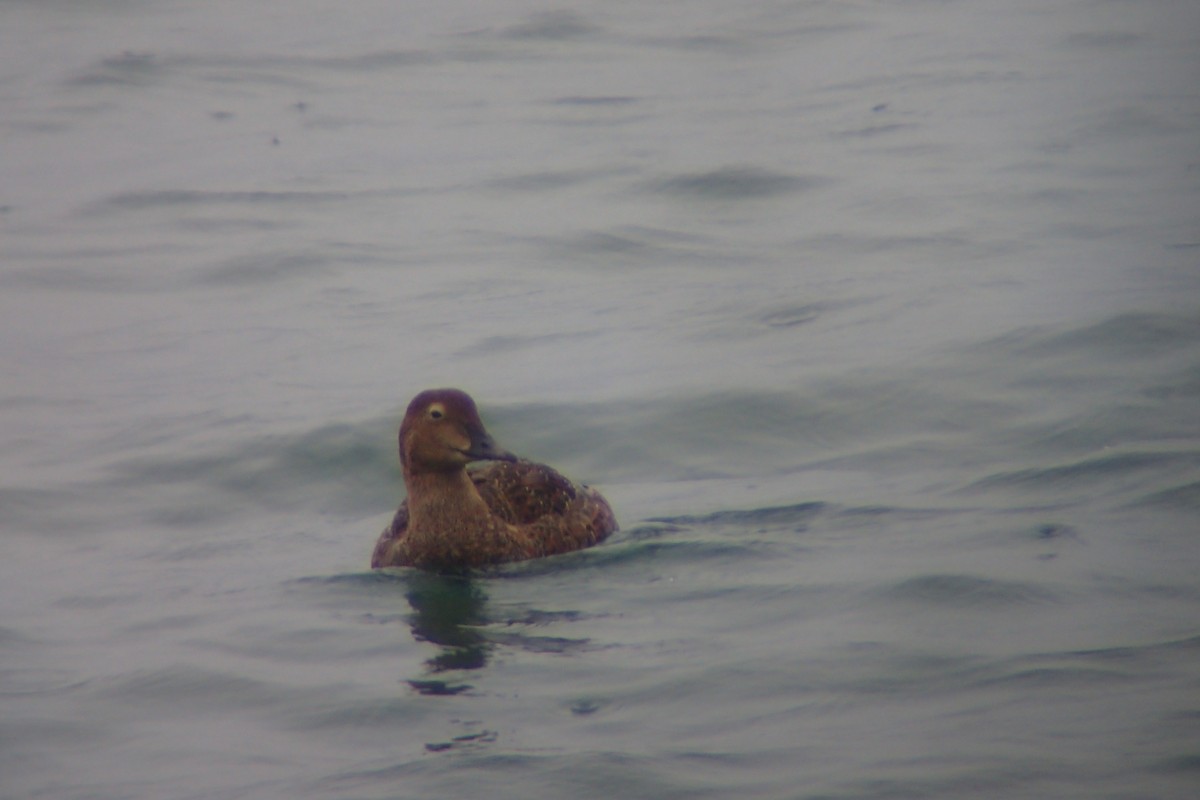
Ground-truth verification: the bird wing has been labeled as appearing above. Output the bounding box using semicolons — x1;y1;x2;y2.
470;459;617;557
469;459;578;525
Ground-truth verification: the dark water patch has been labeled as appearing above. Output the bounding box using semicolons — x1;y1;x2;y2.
1031;522;1078;540
1142;361;1200;400
822;64;1027;96
832;504;962;523
551;95;639;106
425;729;497;752
970;635;1200;694
313;49;435;71
1154;753;1200;774
177;51;436;82
883;574;1058;608
542;109;651;129
498;378;1008;484
622;523;687;541
1083;105;1186;141
0;486;94;535
457;329;602;358
291;570;410;591
145;537;256;563
801;231;1004;259
1156;634;1200;655
504;608;587;626
1089;576;1200;605
176;215;291;233
489;536;764;581
314;752;555;797
490;390;829;482
962;449;1200;495
567;229;660;257
760;303;824;328
485;169;600;192
1007;403;1198;455
653;34;759;55
0;626;38;647
648;166;826;200
0;718;106;750
984;311;1200;360
401;574;491;665
96;665;299;712
141;505;244;529
281;696;432;735
304;571;605;669
197;250;329;285
1165;709;1200;724
294;570;483;636
532;224;729;268
331;751;707;800
407;679;474;696
975;665;1132;689
837;122;913;138
357;612;410;628
503;10;600;41
331;573;494;671
488;631;597;655
810;647;989;698
1131;480;1200;510
92;188;354;214
569;697;607;715
539;751;732;800
194;625;404;664
950;633;1200;705
637;20;865;57
1062;31;1141;49
68;51;164;87
118;613;209;637
54;592;141;611
805;761;1061;800
818;641;1148;701
109;419;397;518
0;264;140;292
0;668;84;696
1075;633;1200;661
648;502;825;528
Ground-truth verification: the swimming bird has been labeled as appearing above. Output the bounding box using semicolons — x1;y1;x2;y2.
372;388;617;570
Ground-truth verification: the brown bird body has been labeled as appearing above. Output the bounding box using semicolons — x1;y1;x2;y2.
371;389;617;571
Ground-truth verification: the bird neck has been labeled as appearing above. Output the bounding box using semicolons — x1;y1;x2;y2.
401;466;514;568
403;466;490;525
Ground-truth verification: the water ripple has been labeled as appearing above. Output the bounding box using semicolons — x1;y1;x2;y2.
647;166;828;200
883;574;1059;608
963;450;1200;493
647;502;825;528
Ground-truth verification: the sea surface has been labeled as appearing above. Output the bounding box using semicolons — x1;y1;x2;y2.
2;1;1199;798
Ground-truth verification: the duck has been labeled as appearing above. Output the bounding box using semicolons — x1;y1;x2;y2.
371;388;618;570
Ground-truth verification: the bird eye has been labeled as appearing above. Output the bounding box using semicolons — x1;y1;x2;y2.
429;407;444;420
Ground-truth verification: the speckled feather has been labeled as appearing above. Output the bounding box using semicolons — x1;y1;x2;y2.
473;459;617;557
373;459;616;569
370;388;617;571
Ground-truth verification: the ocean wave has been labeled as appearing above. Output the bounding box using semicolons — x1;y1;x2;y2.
882;573;1060;608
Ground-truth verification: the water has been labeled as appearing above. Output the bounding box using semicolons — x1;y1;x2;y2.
2;1;1199;798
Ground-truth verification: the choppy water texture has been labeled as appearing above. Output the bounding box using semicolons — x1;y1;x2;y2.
2;1;1199;798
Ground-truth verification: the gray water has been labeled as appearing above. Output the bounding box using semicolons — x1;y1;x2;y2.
3;1;1199;798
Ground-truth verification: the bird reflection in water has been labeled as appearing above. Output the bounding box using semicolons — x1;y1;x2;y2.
403;572;492;687
396;569;596;696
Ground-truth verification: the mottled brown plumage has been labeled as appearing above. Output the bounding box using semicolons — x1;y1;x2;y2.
371;389;617;571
